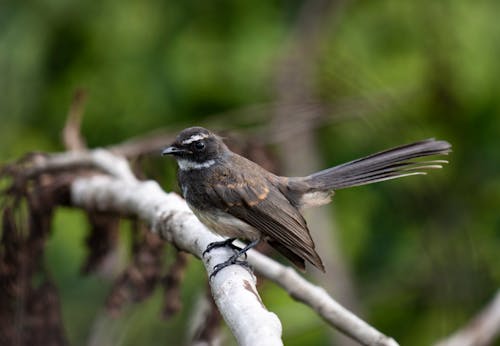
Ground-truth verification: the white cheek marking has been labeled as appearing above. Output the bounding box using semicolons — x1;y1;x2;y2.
178;158;216;170
181;134;209;145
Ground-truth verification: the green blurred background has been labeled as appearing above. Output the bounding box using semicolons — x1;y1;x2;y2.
1;0;500;345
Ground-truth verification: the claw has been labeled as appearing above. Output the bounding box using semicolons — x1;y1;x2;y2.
209;256;252;280
208;239;260;279
203;238;240;257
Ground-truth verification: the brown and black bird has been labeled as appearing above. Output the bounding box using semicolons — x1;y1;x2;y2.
162;127;451;276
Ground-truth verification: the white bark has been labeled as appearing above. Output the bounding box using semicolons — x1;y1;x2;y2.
72;175;283;346
435;289;500;346
247;251;399;346
27;149;137;182
33;149;400;345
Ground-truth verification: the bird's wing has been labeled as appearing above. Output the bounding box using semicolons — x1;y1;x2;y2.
207;180;325;272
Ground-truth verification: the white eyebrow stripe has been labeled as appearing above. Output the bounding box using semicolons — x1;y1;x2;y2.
181;134;209;145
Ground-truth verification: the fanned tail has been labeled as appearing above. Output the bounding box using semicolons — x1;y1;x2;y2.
304;139;451;190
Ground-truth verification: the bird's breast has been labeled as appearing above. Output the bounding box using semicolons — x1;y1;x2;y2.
188;205;261;241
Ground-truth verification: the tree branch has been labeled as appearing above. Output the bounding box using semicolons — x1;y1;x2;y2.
62;88;88;151
247;251;398;346
22;149;399;346
435;289;500;346
70;162;283;346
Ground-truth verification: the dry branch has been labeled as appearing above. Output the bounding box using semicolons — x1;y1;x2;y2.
70;163;283;346
162;250;190;319
62;88;88;151
13;149;400;346
189;288;224;346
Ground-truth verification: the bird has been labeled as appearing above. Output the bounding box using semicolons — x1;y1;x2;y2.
162;126;451;277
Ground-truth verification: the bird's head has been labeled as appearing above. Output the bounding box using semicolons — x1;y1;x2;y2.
162;127;228;170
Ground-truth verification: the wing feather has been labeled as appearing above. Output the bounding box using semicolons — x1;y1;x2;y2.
210;181;325;271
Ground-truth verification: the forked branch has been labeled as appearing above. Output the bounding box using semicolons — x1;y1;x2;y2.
15;149;398;346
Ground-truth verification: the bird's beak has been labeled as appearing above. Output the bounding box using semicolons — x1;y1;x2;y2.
162;145;187;156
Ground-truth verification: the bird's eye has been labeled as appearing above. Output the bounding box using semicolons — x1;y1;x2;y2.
194;141;205;151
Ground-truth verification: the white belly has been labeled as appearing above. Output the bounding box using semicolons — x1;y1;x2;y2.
189;206;261;241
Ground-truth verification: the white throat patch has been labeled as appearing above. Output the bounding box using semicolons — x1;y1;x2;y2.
178;158;216;170
181;133;209;145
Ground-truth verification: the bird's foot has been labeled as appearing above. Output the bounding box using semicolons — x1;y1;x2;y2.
209;254;252;280
203;238;244;257
208;239;260;279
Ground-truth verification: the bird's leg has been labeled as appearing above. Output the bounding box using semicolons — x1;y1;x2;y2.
209;239;260;279
203;238;242;257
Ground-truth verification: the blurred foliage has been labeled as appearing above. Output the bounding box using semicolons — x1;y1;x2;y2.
1;0;500;345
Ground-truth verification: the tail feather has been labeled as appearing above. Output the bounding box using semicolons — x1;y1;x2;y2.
304;139;451;191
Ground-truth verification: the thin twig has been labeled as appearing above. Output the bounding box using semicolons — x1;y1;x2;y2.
62;88;88;151
248;250;399;346
435;290;500;346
